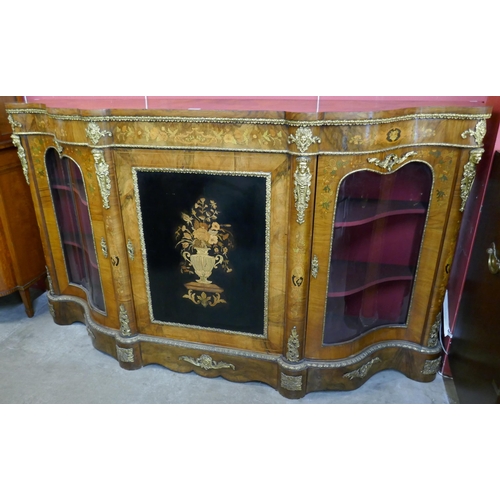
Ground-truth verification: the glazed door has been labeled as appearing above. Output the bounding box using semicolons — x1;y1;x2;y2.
45;147;105;312
305;152;454;360
115;149;290;354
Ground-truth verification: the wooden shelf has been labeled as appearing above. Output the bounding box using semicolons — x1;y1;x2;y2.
52;184;89;207
327;260;414;297
334;198;427;228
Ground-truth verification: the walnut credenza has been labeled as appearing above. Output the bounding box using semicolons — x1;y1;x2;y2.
6;103;490;398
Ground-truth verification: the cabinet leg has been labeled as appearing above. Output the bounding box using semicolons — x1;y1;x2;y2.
19;288;34;318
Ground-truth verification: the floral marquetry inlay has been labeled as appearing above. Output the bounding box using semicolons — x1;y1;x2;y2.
112;123;287;150
176;198;234;307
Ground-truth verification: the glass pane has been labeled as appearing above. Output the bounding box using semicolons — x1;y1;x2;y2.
45;148;105;312
324;161;432;344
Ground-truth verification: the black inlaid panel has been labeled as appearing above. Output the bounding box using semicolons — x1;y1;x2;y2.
135;169;269;336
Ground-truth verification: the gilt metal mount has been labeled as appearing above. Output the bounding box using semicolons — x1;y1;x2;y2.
367;151;417;172
179;354;235;371
294;157;312;224
288;127;321;153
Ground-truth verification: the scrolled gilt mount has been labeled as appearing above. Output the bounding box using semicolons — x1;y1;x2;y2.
119;304;132;337
8;114;22;130
11;134;30;184
288;127;321;153
294;157;312;224
91;149;112;209
86;122;113;146
367;151;417;172
460;148;484;212
286;326;300;362
461;119;487;147
179;354;235;371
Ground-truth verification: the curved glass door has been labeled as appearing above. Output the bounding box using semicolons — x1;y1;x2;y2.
45;148;105;312
324;162;432;344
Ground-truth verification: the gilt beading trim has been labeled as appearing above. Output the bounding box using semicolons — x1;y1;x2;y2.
6;107;491;126
7;130;487;155
47;293;443;369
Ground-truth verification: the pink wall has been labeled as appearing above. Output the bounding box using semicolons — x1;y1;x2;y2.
25;96;488;113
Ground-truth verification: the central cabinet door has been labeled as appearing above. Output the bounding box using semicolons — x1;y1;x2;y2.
115;149;290;353
305;154;444;360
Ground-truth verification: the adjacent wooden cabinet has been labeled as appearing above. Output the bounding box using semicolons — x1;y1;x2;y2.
0;97;45;316
6;102;490;398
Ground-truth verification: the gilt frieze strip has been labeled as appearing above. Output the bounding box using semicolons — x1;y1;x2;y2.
6;107;491;126
6;131;486;156
50;290;448;367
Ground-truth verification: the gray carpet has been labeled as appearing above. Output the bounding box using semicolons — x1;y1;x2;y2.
0;289;457;403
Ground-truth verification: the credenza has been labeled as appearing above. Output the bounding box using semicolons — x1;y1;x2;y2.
6;102;490;398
